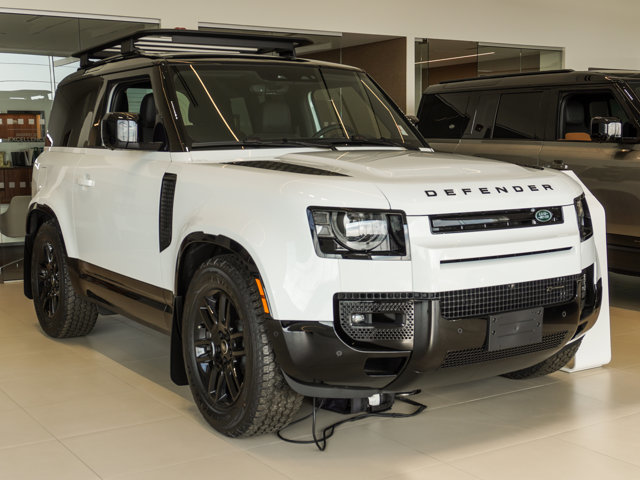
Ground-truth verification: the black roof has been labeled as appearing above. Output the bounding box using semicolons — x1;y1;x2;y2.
426;69;640;93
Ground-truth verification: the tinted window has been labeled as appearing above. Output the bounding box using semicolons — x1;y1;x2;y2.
493;92;542;140
110;84;153;114
48;77;103;147
559;91;637;140
469;94;499;139
418;93;471;139
108;77;166;147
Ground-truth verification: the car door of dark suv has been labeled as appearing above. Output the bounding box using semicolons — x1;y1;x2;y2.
454;89;551;167
539;87;640;254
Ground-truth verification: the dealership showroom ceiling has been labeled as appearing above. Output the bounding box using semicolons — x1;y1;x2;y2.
1;6;640;480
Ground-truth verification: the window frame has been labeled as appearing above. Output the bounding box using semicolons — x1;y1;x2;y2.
491;89;545;141
555;86;640;143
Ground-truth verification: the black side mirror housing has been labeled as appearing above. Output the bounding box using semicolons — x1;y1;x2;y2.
101;112;164;151
102;112;140;150
591;116;622;143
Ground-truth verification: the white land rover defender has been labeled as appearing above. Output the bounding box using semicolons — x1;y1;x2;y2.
25;30;603;438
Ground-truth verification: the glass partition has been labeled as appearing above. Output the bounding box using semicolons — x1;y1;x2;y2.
0;12;158;282
415;39;563;104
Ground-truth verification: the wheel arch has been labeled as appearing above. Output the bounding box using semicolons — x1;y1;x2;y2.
169;232;264;386
23;204;63;299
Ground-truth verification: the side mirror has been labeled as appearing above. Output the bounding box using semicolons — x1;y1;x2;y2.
102;112;139;150
590;116;622;143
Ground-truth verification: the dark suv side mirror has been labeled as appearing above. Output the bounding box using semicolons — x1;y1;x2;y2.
102;112;140;150
591;116;622;143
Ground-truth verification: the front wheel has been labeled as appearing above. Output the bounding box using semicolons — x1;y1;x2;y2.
31;221;97;338
502;338;583;379
182;255;302;437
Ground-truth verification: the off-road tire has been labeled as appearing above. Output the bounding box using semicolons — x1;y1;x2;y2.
182;254;302;437
502;338;583;379
31;221;98;338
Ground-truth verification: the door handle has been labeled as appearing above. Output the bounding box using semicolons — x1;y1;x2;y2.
77;174;95;188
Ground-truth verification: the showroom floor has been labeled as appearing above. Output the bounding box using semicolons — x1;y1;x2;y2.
0;274;639;480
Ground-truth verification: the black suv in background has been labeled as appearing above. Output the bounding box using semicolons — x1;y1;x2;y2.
417;69;640;275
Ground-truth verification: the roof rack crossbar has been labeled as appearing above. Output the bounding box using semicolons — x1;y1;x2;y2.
440;69;575;84
73;29;312;68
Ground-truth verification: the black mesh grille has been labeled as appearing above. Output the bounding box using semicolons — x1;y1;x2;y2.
338;300;414;341
430;206;564;234
441;331;567;368
225;161;348;176
436;274;579;319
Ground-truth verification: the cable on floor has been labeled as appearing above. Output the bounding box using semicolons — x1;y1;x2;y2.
276;391;427;451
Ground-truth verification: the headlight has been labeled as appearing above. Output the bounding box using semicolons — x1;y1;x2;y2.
308;207;409;259
574;194;593;241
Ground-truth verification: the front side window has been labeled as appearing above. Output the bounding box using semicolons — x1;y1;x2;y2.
559;90;637;141
170;63;425;150
493;92;543;140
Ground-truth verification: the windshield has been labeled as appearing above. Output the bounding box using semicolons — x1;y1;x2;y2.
170;63;425;149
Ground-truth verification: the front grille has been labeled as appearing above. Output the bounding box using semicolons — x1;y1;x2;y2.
436;274;579;319
430;206;564;234
338;300;414;341
441;331;567;368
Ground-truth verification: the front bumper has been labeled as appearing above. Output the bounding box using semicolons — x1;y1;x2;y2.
267;266;602;398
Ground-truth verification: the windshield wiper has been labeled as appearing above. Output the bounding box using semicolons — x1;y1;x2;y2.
317;137;421;151
191;138;337;150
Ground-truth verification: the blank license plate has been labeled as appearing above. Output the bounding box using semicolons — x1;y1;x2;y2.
487;308;543;352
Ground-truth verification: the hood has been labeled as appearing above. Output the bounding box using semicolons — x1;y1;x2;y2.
273;149;584;215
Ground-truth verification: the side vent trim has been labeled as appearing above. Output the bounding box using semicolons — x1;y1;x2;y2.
159;173;177;252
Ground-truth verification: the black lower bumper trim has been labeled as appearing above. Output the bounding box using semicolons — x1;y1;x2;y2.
441;331;567;368
269;270;601;397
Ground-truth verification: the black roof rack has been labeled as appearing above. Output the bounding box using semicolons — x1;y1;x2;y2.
73;29;313;68
440;69;575;84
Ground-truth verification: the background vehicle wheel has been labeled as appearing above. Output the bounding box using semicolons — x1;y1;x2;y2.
502;338;583;379
31;221;98;338
182;255;302;437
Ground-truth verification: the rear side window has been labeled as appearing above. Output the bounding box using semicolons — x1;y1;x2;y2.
418;93;471;139
493;92;543;140
48;77;103;148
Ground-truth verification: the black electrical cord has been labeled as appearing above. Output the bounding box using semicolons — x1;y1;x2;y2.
276;391;427;451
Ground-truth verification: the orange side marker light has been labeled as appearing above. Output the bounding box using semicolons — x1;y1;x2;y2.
255;278;270;314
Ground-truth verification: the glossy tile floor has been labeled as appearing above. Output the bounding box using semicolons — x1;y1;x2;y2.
0;273;639;479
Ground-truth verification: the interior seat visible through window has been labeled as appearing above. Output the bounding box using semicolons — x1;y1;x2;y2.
562;99;591;141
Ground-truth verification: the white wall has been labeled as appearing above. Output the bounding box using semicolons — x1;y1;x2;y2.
3;1;640;111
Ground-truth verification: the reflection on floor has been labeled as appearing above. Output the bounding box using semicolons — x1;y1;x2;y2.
0;244;23;283
0;273;638;479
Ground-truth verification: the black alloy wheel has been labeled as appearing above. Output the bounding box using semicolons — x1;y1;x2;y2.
37;240;60;319
31;221;97;338
182;255;302;437
193;289;246;409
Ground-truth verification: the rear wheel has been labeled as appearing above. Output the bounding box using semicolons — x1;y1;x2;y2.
502;338;583;379
31;221;98;338
182;255;302;437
